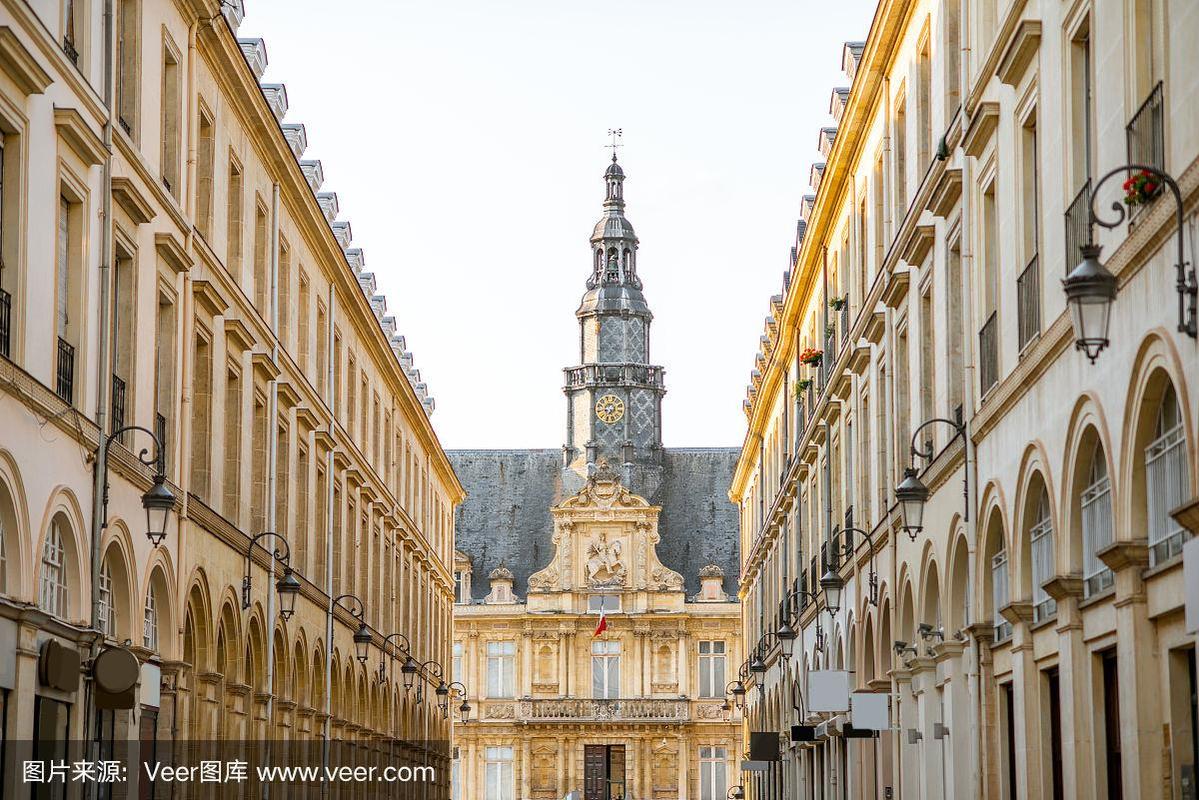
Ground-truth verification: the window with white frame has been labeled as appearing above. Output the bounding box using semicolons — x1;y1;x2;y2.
484;746;514;800
486;641;515;699
1081;442;1114;597
39;520;67;617
991;549;1010;641
98;561;114;636
699;746;727;800
1029;488;1056;623
698;641;726;698
591;639;620;699
452;641;463;683
451;750;461;800
1146;383;1189;566
143;589;158;650
587;594;620;614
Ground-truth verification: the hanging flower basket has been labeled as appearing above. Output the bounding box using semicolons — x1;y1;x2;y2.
829;296;847;311
797;378;813;393
1123;170;1162;207
799;347;823;366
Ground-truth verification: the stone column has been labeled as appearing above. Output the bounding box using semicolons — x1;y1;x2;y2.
520;738;531;799
557;739;567;797
1043;576;1094;799
677;630;690;697
558;631;569;697
521;628;533;697
677;734;688;800
999;601;1041;800
931;639;969;800
1099;540;1162;800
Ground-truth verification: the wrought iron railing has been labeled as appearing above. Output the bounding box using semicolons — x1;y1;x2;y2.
0;287;10;359
1127;81;1164;173
840;301;850;347
62;37;79;64
1063;180;1092;276
56;337;75;404
110;375;127;438
1017;254;1041;351
978;312;999;395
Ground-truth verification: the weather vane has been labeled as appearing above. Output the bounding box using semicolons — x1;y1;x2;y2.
606;128;623;161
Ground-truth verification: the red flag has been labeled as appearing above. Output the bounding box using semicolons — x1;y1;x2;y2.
593;609;608;637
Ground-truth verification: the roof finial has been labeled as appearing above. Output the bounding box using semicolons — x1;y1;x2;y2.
606;128;623;162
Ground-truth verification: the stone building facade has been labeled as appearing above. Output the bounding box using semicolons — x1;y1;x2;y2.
450;159;743;800
731;0;1198;799
0;0;461;795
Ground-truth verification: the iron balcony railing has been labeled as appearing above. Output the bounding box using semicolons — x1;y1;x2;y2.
1127;81;1164;173
0;287;10;359
55;337;75;404
110;375;127;439
840;301;850;348
978;312;999;395
1017;254;1041;352
1064;180;1092;276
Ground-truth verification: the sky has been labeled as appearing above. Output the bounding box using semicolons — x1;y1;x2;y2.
240;0;880;449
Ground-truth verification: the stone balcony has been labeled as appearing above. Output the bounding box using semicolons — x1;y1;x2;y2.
563;363;665;390
479;697;692;723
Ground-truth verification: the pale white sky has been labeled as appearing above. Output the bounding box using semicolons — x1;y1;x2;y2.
241;0;879;449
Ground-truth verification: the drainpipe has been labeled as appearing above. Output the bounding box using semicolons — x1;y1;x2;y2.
322;283;337;800
86;0;116;781
953;0;984;793
262;181;281;800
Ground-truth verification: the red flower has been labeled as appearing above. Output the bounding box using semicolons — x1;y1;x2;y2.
1144;182;1157;194
1123;178;1133;190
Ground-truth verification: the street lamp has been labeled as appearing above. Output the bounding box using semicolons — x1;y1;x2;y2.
333;594;372;663
1064;244;1119;362
831;526;880;606
241;532;299;621
727;679;746;709
401;654;420;691
1064;163;1196;362
728;787;745;800
895;467;930;541
96;425;175;547
377;633;412;685
819;569;844;617
897;417;970;541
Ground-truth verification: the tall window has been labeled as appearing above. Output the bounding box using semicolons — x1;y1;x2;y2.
190;334;212;499
295;444;309;573
316;302;328;397
946;239;964;418
1146;383;1189;565
143;588;158;650
227;159;243;278
40;520;67;617
1069;27;1094;191
591;640;620;699
483;746;514;800
1029;488;1056;623
223;366;241;521
98;561;114;636
153;292;175;469
253;202;268;313
698;641;726;699
298;272;310;370
1081;441;1114;597
278;240;291;342
116;0;138;135
62;0;81;63
991;548;1010;641
250;394;268;535
917;36;932;166
699;747;727;800
56;194;80;403
275;424;289;539
893;97;907;219
486;641;515;699
160;38;181;197
452;641;463;683
196;107;214;238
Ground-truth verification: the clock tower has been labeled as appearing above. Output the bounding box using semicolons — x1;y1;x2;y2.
563;154;667;498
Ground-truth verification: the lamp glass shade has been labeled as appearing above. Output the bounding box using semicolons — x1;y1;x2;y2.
275;567;301;620
401;656;419;690
748;653;767;674
895;467;929;538
820;569;844;616
142;474;175;545
352;623;372;663
435;681;449;699
459;701;471;721
1063;244;1117;363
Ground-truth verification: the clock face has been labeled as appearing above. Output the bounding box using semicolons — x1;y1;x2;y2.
595;394;625;424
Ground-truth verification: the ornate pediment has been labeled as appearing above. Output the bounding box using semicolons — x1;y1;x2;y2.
526;468;683;598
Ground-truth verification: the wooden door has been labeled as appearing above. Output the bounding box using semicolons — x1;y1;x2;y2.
585;745;608;800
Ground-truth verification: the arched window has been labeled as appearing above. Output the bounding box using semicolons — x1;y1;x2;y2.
1081;442;1114;597
98;561;115;635
1029;488;1056;623
39;520;67;617
143;588;159;650
1146;383;1189;565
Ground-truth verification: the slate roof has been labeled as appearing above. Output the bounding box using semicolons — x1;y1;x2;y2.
448;448;741;600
